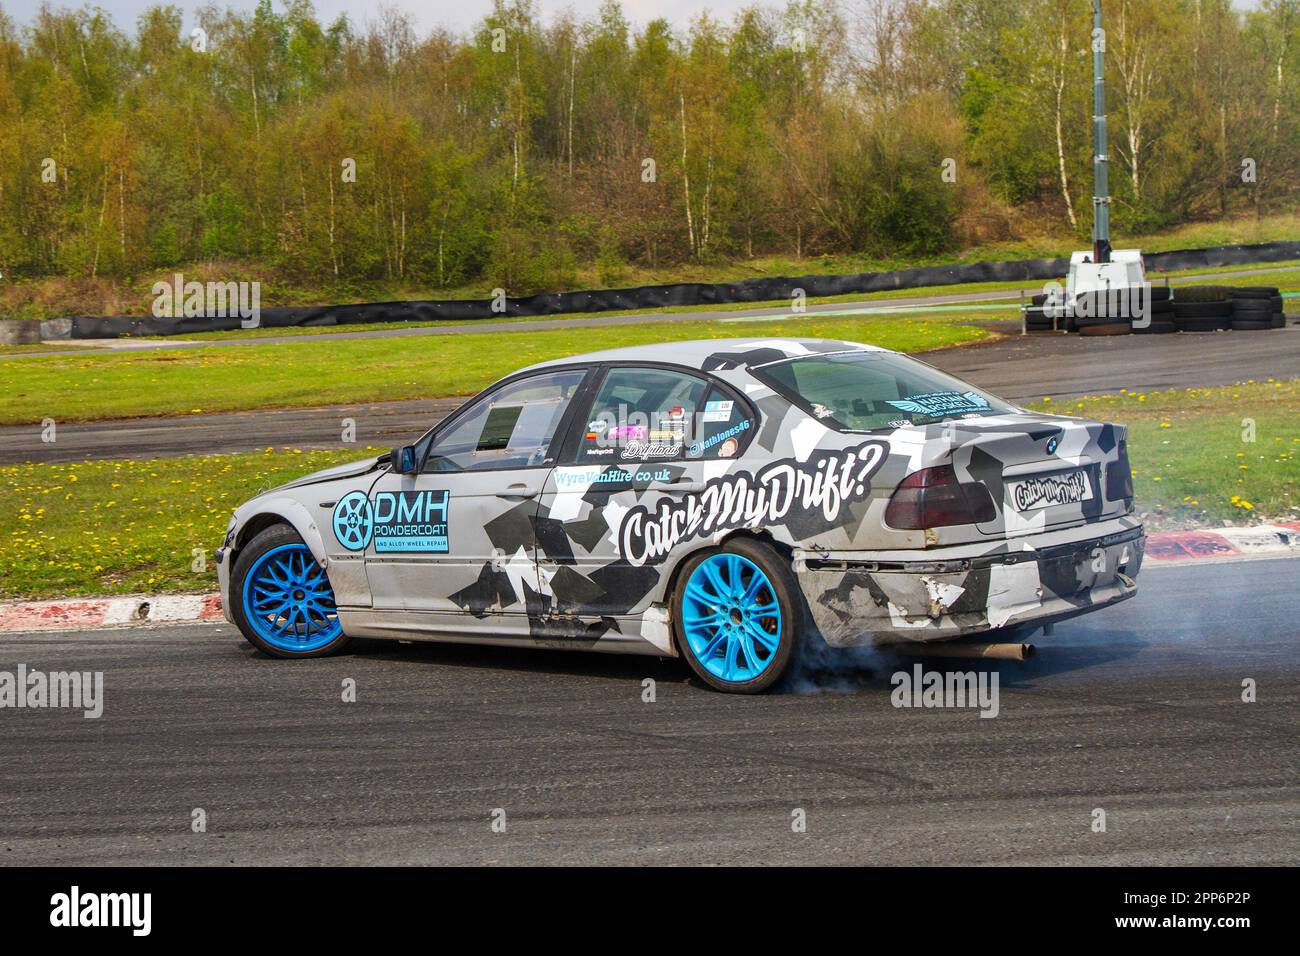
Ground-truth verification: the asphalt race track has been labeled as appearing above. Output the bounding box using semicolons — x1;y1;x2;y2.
3;322;1298;464
1;558;1294;865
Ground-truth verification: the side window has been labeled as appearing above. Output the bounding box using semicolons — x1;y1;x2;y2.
424;369;586;472
577;367;708;463
688;388;754;460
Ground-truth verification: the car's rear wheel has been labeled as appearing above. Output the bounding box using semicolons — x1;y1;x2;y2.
672;539;797;693
231;524;350;658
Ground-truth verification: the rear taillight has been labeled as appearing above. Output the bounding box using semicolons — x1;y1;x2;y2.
885;465;997;530
1105;439;1134;501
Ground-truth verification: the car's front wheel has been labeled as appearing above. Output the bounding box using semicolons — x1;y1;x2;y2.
230;524;351;658
672;539;799;693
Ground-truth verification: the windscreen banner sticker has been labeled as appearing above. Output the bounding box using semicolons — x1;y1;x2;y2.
332;490;450;552
886;391;990;417
618;441;888;566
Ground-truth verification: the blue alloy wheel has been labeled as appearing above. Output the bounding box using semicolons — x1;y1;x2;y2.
241;543;342;652
680;553;784;683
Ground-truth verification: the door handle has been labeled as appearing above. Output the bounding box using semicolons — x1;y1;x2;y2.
499;482;538;499
663;480;703;494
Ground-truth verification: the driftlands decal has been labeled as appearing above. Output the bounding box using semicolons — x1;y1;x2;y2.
618;441;889;566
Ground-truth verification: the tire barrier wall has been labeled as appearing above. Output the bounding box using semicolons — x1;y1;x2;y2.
1024;285;1289;335
43;239;1300;340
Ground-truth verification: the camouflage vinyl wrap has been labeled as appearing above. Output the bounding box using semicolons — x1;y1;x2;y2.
218;338;1145;655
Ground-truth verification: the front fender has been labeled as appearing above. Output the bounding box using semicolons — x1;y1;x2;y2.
238;496;330;566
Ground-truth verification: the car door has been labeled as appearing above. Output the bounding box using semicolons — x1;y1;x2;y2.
536;364;757;623
363;367;589;635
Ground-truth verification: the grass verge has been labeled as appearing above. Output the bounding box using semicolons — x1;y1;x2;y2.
1026;380;1299;531
0;314;988;425
0;447;384;600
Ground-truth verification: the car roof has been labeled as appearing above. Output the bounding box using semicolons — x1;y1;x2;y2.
520;337;887;373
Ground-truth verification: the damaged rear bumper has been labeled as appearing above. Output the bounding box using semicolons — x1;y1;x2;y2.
794;519;1144;646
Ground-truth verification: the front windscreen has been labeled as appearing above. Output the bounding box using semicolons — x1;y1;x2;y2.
754;350;1018;431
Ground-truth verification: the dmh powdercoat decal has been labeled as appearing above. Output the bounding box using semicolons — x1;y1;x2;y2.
618;441;889;566
372;490;450;552
332;490;450;553
332;491;374;552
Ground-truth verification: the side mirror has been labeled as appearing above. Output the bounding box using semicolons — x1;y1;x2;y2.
389;445;417;474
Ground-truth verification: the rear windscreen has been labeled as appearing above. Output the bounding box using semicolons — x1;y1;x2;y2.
755;351;1017;431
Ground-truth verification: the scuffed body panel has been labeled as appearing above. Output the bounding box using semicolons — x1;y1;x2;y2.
795;518;1144;645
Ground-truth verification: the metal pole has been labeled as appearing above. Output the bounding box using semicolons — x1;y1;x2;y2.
1092;0;1111;264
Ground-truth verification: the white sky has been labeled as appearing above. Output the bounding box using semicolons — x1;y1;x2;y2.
0;0;1266;38
0;0;758;35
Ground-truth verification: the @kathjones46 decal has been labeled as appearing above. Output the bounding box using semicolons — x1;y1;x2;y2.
618;441;888;566
332;489;450;553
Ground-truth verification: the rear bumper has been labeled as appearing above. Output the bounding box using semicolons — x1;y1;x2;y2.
794;519;1144;646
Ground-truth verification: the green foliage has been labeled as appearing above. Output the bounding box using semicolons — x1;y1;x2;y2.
0;0;1296;294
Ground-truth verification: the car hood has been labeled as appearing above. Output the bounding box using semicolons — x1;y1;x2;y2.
267;455;385;493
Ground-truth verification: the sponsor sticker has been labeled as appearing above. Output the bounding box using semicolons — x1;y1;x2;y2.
372;490;450;552
886;390;990;418
622;438;681;459
1008;470;1093;512
686;418;751;457
554;465;674;490
618;440;888;566
702;399;734;423
332;490;450;552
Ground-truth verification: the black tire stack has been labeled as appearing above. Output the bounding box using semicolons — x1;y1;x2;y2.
1171;285;1232;332
1022;284;1288;335
1134;285;1176;334
1227;286;1286;330
1024;293;1074;333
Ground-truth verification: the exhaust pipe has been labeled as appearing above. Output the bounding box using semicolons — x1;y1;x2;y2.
909;641;1035;661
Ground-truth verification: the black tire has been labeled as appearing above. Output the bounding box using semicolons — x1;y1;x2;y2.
671;538;800;694
1174;301;1233;318
1173;285;1230;303
1227;286;1280;300
1230;319;1273;331
1078;321;1131;336
1134;319;1177;334
1174;317;1227;333
230;524;352;659
1149;286;1172;301
1232;300;1273;316
1232;298;1283;312
1272;312;1287;328
1024;307;1066;331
